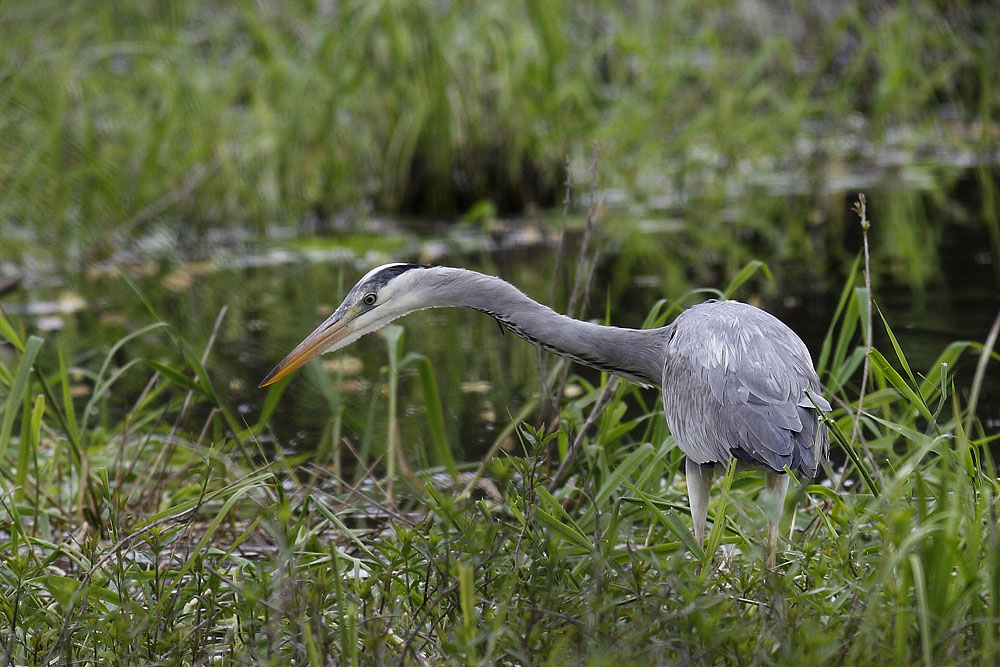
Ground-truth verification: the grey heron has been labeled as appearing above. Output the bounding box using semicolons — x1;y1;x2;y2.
260;263;830;561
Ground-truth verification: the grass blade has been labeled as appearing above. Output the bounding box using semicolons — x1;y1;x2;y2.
827;414;881;497
155;471;274;616
622;480;705;559
876;304;918;388
0;335;44;463
0;306;25;353
909;554;934;667
14;393;44;502
535;486;594;552
702;460;736;568
817;254;861;378
415;356;457;477
868;349;934;423
56;348;80;446
722;260;773;298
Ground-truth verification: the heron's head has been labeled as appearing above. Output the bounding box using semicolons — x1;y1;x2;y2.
259;263;432;387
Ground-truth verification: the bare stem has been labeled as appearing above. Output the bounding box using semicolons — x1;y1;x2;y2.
846;194;884;489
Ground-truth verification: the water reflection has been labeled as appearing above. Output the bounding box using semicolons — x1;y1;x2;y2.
2;202;997;463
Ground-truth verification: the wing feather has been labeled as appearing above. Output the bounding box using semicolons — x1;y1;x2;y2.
662;300;829;476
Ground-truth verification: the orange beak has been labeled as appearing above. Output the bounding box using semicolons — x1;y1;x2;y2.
258;307;356;387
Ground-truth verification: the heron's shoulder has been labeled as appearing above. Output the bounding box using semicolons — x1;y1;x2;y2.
663;298;826;424
672;299;787;333
667;298;813;369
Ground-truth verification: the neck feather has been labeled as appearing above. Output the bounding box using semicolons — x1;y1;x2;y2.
418;267;667;388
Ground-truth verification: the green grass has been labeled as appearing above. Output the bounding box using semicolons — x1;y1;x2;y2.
0;245;997;664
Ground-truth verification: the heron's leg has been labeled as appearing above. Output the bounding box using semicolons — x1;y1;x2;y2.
763;471;790;567
685;458;716;545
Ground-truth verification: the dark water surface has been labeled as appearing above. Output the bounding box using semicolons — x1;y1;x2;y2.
3;194;998;464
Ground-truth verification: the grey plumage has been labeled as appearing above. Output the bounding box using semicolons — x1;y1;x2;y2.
261;264;831;560
663;299;830;475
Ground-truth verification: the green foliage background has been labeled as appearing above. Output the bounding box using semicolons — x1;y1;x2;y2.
2;1;998;285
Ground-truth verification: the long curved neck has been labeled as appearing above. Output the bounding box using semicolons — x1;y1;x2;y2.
421;267;667;388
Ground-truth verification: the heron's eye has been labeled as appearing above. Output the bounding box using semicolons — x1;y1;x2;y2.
363;293;377;306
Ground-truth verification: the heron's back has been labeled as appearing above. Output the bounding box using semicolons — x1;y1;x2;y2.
661;300;829;475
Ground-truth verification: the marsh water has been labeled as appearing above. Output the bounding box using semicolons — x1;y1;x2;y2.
3;176;999;463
